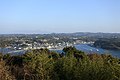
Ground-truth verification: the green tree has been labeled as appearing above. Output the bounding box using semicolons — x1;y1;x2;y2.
23;51;54;80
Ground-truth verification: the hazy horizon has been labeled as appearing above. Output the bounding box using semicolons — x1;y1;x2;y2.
0;0;120;34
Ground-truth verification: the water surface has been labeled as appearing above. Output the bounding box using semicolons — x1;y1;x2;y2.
1;44;120;58
75;44;120;58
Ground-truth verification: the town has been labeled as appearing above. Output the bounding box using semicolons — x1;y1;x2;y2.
0;33;96;54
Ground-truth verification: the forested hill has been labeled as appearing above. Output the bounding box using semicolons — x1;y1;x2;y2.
94;38;120;50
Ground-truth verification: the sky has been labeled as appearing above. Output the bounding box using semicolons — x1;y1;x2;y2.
0;0;120;34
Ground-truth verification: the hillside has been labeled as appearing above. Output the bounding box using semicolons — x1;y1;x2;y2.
94;38;120;50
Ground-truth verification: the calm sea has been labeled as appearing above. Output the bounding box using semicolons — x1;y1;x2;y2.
75;44;120;58
1;44;120;58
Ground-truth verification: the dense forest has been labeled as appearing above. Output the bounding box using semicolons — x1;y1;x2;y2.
0;47;120;80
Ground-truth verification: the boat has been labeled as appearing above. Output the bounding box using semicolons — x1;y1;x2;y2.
96;49;99;51
90;49;93;51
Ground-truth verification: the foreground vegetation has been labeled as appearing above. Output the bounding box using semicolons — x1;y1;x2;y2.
0;47;120;80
